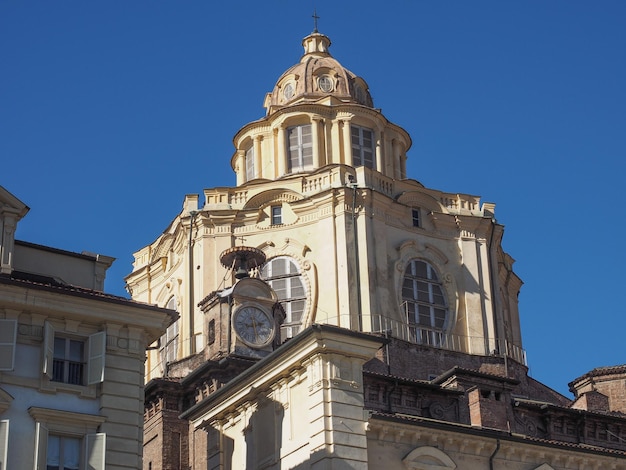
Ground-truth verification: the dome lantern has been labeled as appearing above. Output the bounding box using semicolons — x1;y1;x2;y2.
302;32;331;57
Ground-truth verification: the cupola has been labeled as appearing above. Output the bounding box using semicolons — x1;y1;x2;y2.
232;31;411;185
263;31;374;115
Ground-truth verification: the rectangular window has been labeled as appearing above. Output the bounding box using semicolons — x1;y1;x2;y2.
53;338;84;385
271;206;282;225
245;146;255;181
47;435;81;470
31;409;106;470
351;125;374;169
412;208;420;227
43;323;105;386
0;420;8;470
207;319;215;345
0;319;17;371
287;125;313;172
162;321;178;364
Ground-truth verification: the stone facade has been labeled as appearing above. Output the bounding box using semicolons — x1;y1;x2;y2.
0;186;176;470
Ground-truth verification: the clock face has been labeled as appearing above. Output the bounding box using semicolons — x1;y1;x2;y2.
233;305;275;347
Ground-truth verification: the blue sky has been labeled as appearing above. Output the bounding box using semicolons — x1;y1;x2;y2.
2;1;624;397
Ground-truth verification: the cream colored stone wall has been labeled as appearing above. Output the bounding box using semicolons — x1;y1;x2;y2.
0;297;170;469
0;230;173;470
132;160;522;381
185;326;382;470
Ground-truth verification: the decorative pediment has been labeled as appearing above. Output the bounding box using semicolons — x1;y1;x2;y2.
0;186;30;273
0;186;29;219
396;190;444;214
402;446;456;469
150;233;175;264
396;239;450;266
244;188;302;210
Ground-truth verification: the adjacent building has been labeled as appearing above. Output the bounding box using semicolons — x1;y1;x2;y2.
0;186;176;470
126;30;626;469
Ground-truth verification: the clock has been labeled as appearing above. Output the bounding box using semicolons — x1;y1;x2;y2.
233;305;275;348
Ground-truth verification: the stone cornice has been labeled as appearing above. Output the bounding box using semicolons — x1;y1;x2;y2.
182;324;384;423
0;279;176;341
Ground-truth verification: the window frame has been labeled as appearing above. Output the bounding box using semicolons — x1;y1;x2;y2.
271;206;282;225
286;124;313;173
52;337;85;386
245;146;255;181
318;75;333;92
0;419;8;470
350;125;375;169
282;82;295;101
46;434;81;470
159;297;178;366
401;260;448;345
160;321;179;364
43;323;105;387
261;256;307;340
0;319;17;371
411;208;421;228
30;407;106;470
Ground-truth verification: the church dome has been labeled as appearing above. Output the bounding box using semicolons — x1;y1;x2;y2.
263;32;374;114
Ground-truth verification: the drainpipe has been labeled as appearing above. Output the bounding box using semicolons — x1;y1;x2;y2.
227;297;233;354
489;439;500;470
188;210;198;354
349;177;362;331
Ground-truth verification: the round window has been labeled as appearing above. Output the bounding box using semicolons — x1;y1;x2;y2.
283;83;295;100
318;76;333;92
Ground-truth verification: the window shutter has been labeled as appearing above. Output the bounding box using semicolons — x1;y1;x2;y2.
0;420;8;470
42;322;55;379
87;332;106;385
85;433;106;470
33;422;48;470
0;320;17;371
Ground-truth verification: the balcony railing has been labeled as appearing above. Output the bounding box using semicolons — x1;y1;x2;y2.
53;359;84;385
323;314;527;366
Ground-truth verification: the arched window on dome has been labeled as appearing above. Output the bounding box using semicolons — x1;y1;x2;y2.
351;125;374;169
287;124;313;173
401;260;448;346
261;256;307;340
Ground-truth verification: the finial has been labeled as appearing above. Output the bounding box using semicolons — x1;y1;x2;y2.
312;9;320;33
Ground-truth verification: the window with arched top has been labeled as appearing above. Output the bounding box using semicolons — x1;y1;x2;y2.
401;260;448;346
160;297;178;365
402;445;456;469
261;257;307;340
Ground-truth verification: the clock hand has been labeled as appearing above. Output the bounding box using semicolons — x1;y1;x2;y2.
252;318;258;339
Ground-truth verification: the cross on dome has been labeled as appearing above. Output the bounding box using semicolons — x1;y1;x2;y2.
312;9;320;33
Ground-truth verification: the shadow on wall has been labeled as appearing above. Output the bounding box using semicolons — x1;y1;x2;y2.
205;397;285;469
